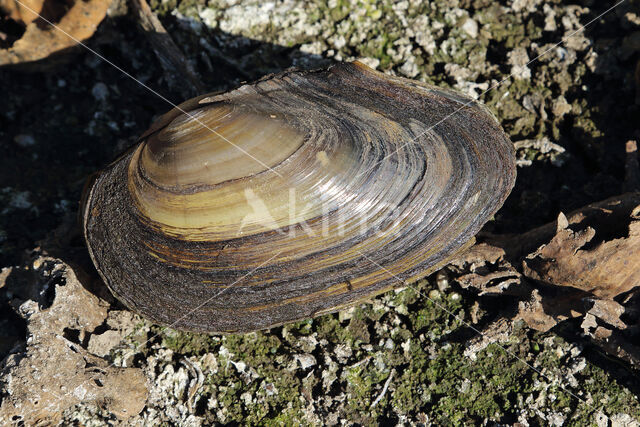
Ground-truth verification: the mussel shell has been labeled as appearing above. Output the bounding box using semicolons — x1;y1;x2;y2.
83;62;516;332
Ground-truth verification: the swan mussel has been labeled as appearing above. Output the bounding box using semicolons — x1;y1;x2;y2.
82;61;516;332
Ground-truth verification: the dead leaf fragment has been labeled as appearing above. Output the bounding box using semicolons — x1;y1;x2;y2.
523;207;640;300
451;243;523;295
463;193;640;366
0;0;111;69
0;0;44;25
516;289;559;332
587;299;627;330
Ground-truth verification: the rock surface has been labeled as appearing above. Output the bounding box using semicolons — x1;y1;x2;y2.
0;257;148;425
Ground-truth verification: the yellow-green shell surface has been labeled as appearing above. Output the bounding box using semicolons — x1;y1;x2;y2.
83;62;516;332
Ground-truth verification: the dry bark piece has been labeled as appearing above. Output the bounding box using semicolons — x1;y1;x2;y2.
514;288;588;333
457;269;521;295
450;242;506;267
0;257;148;424
0;0;111;69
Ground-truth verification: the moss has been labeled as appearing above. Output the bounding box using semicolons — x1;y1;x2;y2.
478;6;528;48
314;314;350;345
222;332;282;364
265;408;308;426
573;115;603;140
287;318;314;336
346;310;371;345
394;285;422;305
152;0;206;17
329;2;349;22
392;342;433;413
149;0;179;16
203;345;306;424
157;327;220;355
406;283;465;338
78;268;640;425
565;363;640;424
358;33;397;70
345;365;376;410
393;342;534;423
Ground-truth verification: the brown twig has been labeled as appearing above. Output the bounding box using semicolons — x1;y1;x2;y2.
129;0;204;99
624;140;640;193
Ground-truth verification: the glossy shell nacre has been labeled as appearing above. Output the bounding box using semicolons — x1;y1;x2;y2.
82;62;516;332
